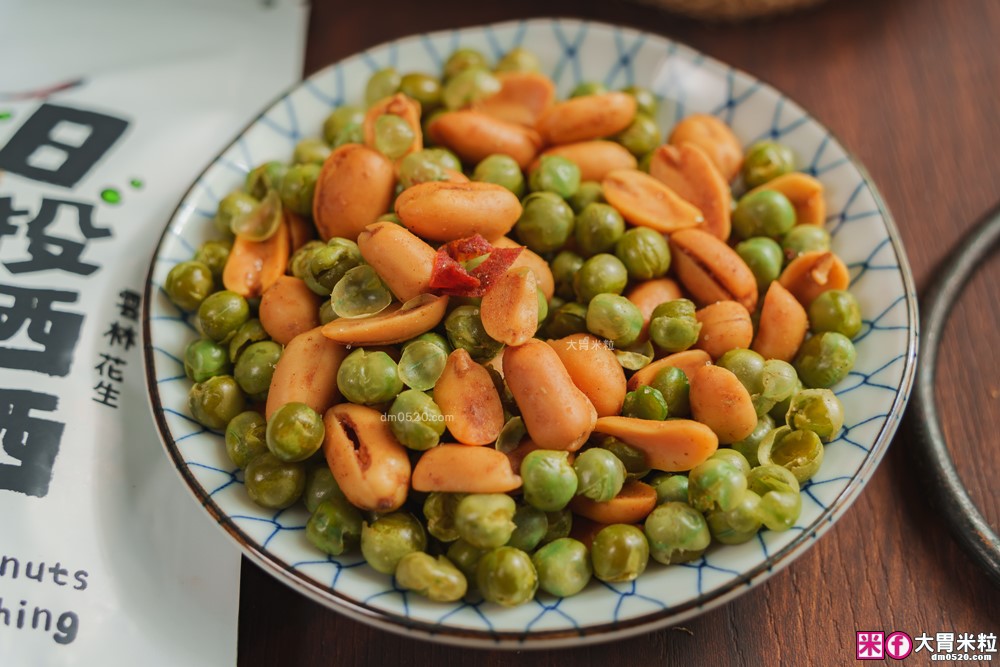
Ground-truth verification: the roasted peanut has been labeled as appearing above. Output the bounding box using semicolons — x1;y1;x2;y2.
778;250;849;307
266;326;347;419
669;228;758;312
627;349;712;391
753;281;808;362
625;278;683;341
748;172;825;226
357;221;436;301
323;403;411;512
426;110;542;169
313;144;395;241
395;181;522;242
412;444;522;493
363;93;423;159
493;236;554;300
689;365;757;444
536;141;637;182
321;294;449;345
592;417;719;471
649;142;731;239
602;169;704;233
546;333;627;418
481;268;538;346
537;92;636;145
259;275;321;345
433;349;505;445
503;339;597;451
569;480;657;524
668;113;743;181
475;71;555;127
222;219;289;299
694;300;753;360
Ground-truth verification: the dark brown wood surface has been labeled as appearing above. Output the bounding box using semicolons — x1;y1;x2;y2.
238;0;1000;663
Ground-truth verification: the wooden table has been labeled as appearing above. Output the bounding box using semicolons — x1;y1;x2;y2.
239;0;1000;662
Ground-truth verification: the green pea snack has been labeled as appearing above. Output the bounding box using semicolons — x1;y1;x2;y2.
575;203;625;256
573;253;628;303
732;189;796;239
649;299;701;352
473;154;525;196
741;140;795;188
515;191;575;253
165;261;215;312
266;402;324;462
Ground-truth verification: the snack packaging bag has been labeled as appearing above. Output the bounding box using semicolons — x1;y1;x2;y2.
0;1;307;663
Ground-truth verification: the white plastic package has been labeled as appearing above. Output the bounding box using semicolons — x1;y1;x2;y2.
0;1;308;664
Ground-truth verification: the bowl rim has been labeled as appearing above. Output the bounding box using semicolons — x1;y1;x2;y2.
141;16;919;649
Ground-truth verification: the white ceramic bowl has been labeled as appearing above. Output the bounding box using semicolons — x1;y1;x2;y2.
143;18;918;649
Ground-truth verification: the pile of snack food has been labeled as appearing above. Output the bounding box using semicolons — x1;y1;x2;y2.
164;45;860;606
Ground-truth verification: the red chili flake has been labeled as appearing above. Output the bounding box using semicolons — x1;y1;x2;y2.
470;246;523;290
427;235;525;297
429;249;481;295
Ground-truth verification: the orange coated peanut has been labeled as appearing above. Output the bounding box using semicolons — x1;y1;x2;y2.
266;326;347;419
569;480;658;524
395;181;522;242
323;403;410;512
475;71;555;127
689;365;757;444
222;219;290;300
592;417;719;471
433;349;505;446
669;228;758;312
546;333;627;418
649;142;732;240
427;110;542;169
694;300;754;360
602;169;704;233
480;268;538;346
321;294;449;345
357;221;436;302
778;250;849;307
753;281;809;362
668;113;743;181
503;339;597;451
312;144;395;241
493;236;555;300
537;92;637;145
536;141;637;182
412;444;522;493
258;275;321;345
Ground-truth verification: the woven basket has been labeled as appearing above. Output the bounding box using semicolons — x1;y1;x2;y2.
638;0;827;20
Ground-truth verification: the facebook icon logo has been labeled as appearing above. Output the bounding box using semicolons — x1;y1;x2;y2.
886;632;914;660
